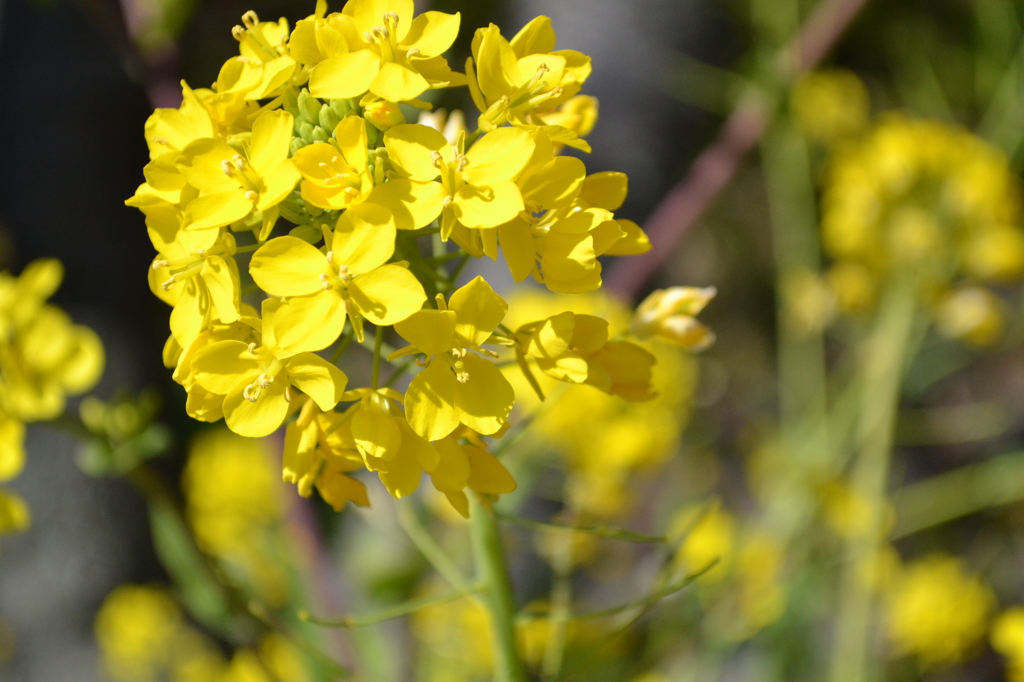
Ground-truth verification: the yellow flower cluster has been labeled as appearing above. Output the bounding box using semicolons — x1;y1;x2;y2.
126;0;681;518
182;428;291;606
504;289;703;519
0;259;104;536
819;114;1024;342
883;554;994;668
992;607;1024;682
95;584;309;682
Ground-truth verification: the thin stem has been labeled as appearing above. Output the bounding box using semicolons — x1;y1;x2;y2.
235;243;261;254
828;277;919;682
495;512;666;544
300;586;478;629
330;324;354;365
395;501;473;591
470;496;527;682
371;324;383;390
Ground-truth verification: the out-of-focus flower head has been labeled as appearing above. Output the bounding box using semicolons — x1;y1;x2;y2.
182;428;291;605
884;554;995;667
632;286;716;349
821;116;1024;336
95;583;311;682
992;607;1024;682
791;69;870;144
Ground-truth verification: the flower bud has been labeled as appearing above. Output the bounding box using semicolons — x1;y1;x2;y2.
318;103;341;132
934;286;1003;347
364;101;405;131
632;286;716;350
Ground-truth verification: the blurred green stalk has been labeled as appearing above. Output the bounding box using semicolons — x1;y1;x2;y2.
828;277;919;682
470;496;527;682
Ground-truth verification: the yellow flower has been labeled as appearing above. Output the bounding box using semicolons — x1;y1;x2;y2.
231;12;299;102
307;0;463;103
177;109;300;236
513;310;657;402
884;554;995;667
632;286;716;350
467;17;591;132
383;123;535;239
671;501;736;583
94;585;185;682
250;205;426;348
149;232;242;351
933;286;1004;347
391;276;514;442
190;299;348;437
992;608;1024;682
291;115;440;229
0;489;29;536
283;396;371;510
791;69;869;143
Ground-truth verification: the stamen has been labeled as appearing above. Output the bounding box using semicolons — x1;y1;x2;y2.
443;195;453;208
284;385;292;402
241;10;259;28
151;136;171;147
457;156;469;172
247;342;258;354
220;160;234;176
160;275;177;291
195;248;206;257
431;150;443;168
232;154;246;171
325;251;334;264
258;373;274;388
232;25;246;41
151;259;170;269
406;48;421;58
245;190;258;201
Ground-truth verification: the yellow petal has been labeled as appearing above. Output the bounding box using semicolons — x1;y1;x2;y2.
430;437;470;492
402;11;459;56
465;446;517;494
603;219;651;256
0;418;25;482
250;110;294;175
200;256;241;324
397;419;439;471
371;61;431;102
223;378;290;437
376;440;423;498
351;404;402;461
588;340;656;402
289;18;325;65
521;156;585;208
258;160;301;212
310;50;381;99
249;55;297;100
169;279;208;349
449;276;507;347
536;352;589;384
444;490;469;518
350;264;426;326
191;340;259;394
0;490;30;535
453;353;513;435
509;16;556;57
176;138;239;193
570;314;609;353
250;236;328;296
347;0;414;40
497;219;536;283
335;115;369;171
317;469;370;510
579;171;628;211
332;203;396;274
404;360;459;441
287;353;348;410
395;309;457;355
183;191;253;231
143;152;185;192
384;123;447;181
541;232;597;281
462;127;535;185
528;311;574;358
453;180;524;228
475;25;519;101
366;179;446;230
271;291;347;355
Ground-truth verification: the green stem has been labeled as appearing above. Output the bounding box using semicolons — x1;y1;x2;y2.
828;277;919;682
301;587;478;628
396;501;473;591
470;496;527;682
330;324;353;365
371;324;383;390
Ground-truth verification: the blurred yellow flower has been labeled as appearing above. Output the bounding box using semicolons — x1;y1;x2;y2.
884;554;995;667
791;69;869;143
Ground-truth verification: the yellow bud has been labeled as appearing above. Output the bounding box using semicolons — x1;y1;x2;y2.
934;286;1004;347
631;286;716;350
364;101;405;131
